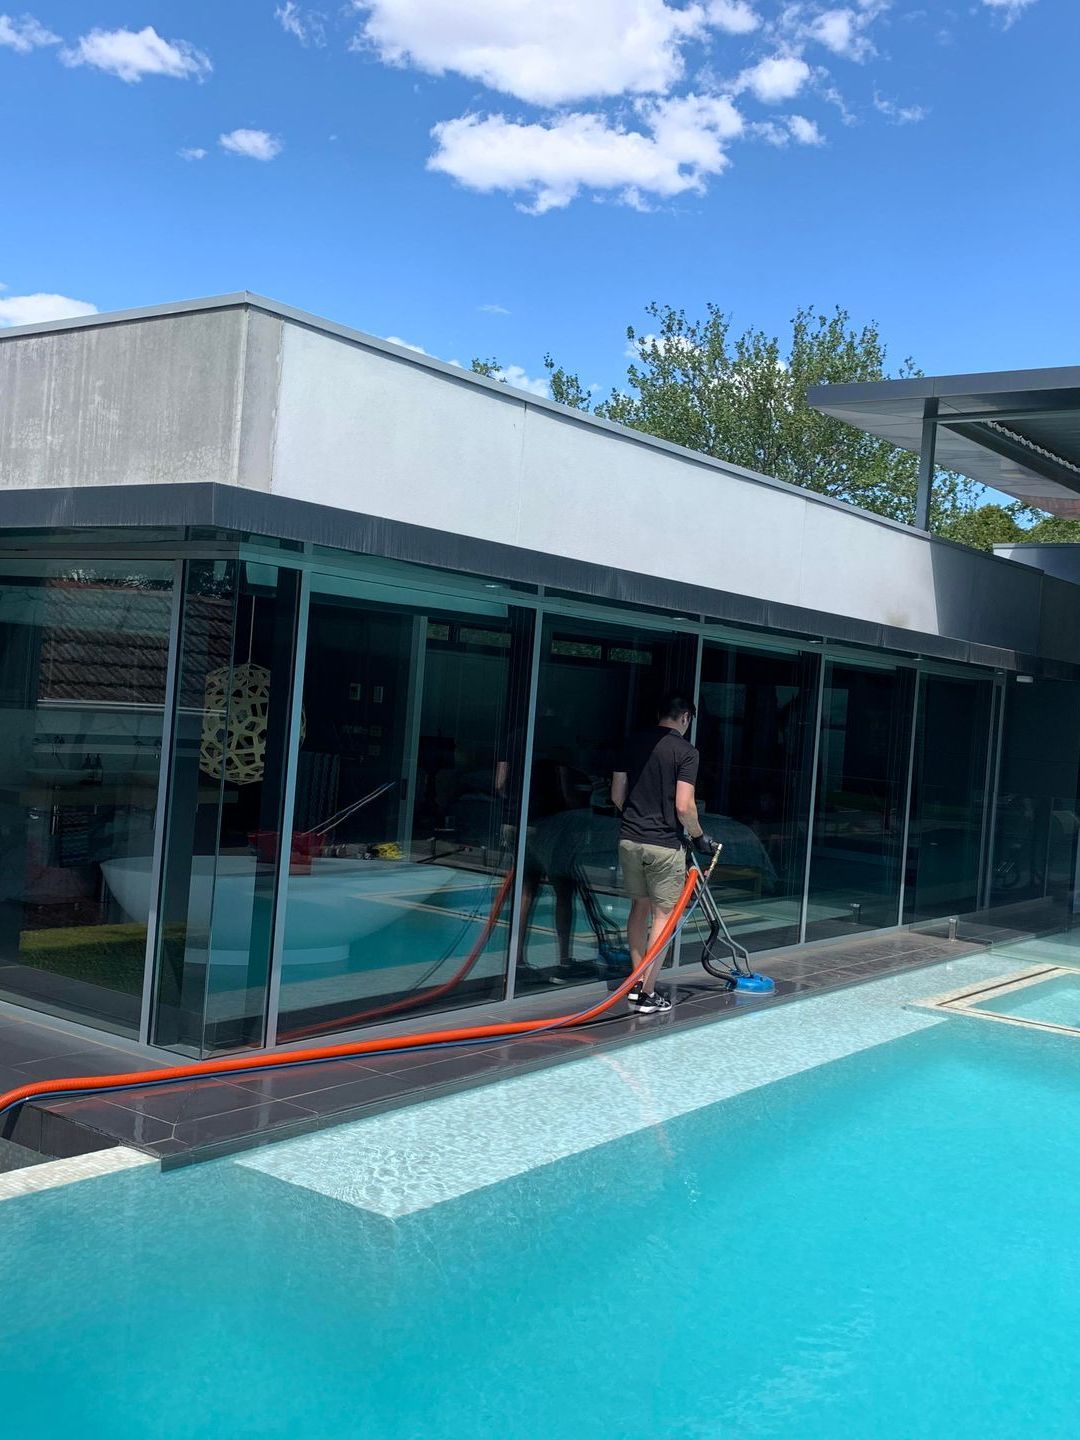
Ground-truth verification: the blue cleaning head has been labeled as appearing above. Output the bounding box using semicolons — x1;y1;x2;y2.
733;973;776;995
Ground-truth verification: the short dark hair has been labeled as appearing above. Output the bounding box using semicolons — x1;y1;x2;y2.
659;693;696;722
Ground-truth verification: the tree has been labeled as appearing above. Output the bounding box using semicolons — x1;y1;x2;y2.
1024;514;1080;544
934;504;1025;551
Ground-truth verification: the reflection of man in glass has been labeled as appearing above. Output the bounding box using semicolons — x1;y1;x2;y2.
611;694;713;1015
515;751;597;985
497;722;595;986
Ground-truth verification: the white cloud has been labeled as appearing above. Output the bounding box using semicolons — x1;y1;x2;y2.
749;112;824;146
485;363;549;397
60;26;211;83
808;8;875;61
0;292;98;327
625;331;701;359
219;129;283;161
0;13;60;52
736;54;811;102
179;147;208;161
276;3;327;46
821;83;856;124
788;113;824;143
750;118;790;146
773;1;891;62
479;303;510;315
384;335;430;354
429;93;743;213
350;0;707;105
706;1;761;34
873;92;927;124
981;0;1037;21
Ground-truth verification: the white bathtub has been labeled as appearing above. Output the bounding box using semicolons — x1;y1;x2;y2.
101;855;463;966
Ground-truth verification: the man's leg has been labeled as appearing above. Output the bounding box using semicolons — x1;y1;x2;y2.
638;844;687;995
515;870;539;970
626;896;652;974
640;903;674;995
551;875;576;966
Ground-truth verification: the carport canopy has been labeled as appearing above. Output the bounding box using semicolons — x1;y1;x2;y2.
809;366;1080;525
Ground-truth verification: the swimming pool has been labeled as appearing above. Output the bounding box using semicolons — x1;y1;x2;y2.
3;954;1080;1439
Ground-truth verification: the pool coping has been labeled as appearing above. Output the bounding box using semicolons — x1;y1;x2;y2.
909;961;1080;1038
0;1145;155;1203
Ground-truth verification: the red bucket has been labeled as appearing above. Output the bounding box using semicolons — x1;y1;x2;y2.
249;831;325;871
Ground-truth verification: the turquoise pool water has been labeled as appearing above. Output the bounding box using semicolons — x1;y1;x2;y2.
3;1007;1080;1439
974;971;1080;1029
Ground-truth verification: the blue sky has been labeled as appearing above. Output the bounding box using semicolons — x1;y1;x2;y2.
0;1;1077;397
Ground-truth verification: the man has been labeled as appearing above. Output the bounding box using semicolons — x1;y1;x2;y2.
611;694;714;1015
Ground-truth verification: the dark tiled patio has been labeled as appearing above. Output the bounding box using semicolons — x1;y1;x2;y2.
0;928;987;1169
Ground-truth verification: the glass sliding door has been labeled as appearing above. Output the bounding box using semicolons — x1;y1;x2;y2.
0;559;174;1035
805;660;916;940
152;561;301;1054
273;575;532;1041
514;615;696;993
989;676;1080;914
904;673;994;923
681;641;817;958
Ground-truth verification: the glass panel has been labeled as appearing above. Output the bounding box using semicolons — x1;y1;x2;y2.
0;559;173;1035
904;673;993;922
152;562;300;1054
515;616;696;993
274;579;532;1041
681;642;817;958
805;660;915;940
989;677;1080;919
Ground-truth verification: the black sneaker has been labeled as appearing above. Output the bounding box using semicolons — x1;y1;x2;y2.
632;989;671;1015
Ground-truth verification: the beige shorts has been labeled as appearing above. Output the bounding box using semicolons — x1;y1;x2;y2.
618;839;686;910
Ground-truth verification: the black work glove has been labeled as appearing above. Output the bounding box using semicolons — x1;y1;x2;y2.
690;831;717;858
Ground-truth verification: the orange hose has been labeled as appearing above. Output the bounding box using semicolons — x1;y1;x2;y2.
0;869;702;1122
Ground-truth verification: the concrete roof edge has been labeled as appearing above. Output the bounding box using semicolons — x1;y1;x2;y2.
3;290;936;540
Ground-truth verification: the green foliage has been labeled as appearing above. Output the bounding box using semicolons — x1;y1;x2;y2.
935;504;1026;551
1024;514;1080;543
543;352;594;411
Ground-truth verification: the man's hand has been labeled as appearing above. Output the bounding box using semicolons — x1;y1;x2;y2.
690;831;718;858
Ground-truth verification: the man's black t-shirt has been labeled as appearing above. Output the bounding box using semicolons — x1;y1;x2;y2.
617;726;700;850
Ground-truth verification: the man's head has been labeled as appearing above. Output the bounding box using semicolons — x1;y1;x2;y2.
658;693;696;736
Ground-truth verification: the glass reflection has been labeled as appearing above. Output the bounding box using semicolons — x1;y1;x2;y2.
152;562;299;1053
681;642;817;959
904;673;993;922
274;578;531;1040
990;677;1080;914
805;660;915;939
514;617;696;993
0;559;173;1035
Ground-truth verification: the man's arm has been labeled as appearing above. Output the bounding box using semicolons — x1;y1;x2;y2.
676;779;703;840
611;771;628;814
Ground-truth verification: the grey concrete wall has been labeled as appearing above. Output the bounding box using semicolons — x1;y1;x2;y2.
271;318;1044;655
0;308;262;491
